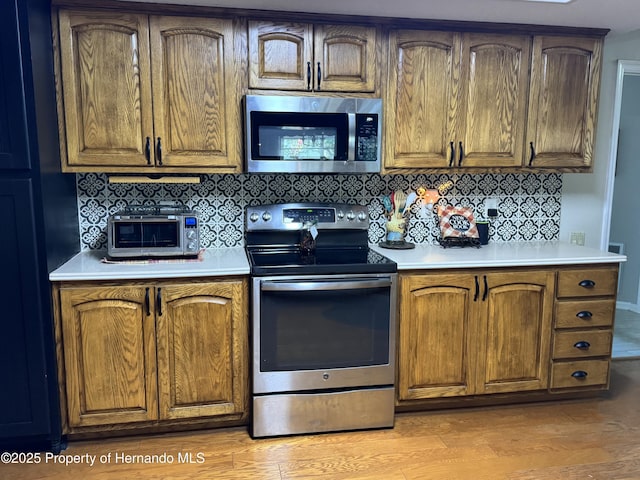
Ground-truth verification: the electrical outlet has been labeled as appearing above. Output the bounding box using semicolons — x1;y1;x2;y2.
484;198;498;218
570;232;585;246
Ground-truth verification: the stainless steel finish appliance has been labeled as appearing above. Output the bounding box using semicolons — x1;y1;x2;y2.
246;203;397;437
244;95;382;174
107;204;199;259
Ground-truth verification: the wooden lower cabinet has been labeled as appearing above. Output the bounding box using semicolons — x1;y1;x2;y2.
550;265;618;392
55;278;248;434
397;269;555;403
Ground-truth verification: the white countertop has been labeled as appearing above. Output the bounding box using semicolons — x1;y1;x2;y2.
49;248;250;281
370;241;626;270
49;242;626;282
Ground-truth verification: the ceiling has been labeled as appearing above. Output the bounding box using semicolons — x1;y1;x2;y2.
120;0;639;35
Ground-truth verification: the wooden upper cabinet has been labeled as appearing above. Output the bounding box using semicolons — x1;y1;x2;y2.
155;281;247;421
526;36;602;169
385;30;461;169
386;30;531;171
57;10;241;172
59;285;158;427
150;16;239;169
248;20;378;92
458;34;531;168
58;11;153;169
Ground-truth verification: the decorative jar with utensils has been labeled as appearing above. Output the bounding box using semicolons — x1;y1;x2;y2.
380;190;417;249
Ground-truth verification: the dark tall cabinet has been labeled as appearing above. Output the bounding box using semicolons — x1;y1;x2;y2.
0;0;79;451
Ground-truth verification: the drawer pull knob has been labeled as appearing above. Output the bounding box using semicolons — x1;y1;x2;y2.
574;341;591;350
576;311;593;320
578;279;596;288
571;370;588;379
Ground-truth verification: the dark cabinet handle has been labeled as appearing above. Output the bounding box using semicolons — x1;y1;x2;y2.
578;279;596;288
458;141;464;166
482;275;488;301
574;341;591;350
571;370;588;379
317;62;321;90
144;287;150;316
156;137;162;165
145;137;151;164
449;141;455;167
576;310;593;320
529;142;536;166
474;276;479;302
307;61;311;90
156;287;163;316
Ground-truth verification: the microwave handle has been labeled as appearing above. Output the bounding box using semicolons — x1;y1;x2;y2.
347;113;356;161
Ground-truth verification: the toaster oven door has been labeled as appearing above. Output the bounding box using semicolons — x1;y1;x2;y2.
109;218;182;257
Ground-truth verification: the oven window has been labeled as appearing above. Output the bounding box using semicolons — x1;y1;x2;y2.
259;285;390;371
114;222;179;248
250;112;348;161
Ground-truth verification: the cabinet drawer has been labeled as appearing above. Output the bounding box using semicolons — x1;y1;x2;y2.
553;330;612;359
556;268;618;298
554;299;615;328
550;359;609;389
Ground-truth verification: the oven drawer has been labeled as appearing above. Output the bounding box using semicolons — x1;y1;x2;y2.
252;387;394;437
550;360;610;390
552;330;612;359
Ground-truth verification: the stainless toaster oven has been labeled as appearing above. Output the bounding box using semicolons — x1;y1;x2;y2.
107;205;200;259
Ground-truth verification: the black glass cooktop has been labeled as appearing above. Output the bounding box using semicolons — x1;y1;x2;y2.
247;247;397;276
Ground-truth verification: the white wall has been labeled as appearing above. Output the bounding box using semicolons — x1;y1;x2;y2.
560;29;640;250
610;75;640;305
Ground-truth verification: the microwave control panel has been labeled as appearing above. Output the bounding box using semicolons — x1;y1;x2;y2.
355;114;379;161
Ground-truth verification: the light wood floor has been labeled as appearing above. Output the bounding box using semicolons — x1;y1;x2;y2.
613;308;640;358
3;359;640;480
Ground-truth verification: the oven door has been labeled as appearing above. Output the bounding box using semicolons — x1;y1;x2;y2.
252;273;397;394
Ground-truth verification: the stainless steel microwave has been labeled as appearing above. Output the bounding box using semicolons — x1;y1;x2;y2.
244;95;382;174
107;205;200;259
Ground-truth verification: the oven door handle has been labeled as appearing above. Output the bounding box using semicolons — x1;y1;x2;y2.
261;278;392;292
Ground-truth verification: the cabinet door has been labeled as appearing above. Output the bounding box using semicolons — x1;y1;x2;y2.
385;30;461;169
526;36;602;169
458;34;530;167
313;24;377;92
156;281;247;420
0;180;52;439
58;11;153;169
0;0;30;170
398;274;478;400
248;21;313;91
150;16;240;171
59;285;158;427
475;270;554;394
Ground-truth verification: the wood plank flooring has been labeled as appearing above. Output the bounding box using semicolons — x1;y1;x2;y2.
3;359;640;480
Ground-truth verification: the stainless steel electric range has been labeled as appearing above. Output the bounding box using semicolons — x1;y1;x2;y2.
245;203;398;438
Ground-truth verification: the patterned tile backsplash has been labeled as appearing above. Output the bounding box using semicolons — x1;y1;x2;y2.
77;173;562;250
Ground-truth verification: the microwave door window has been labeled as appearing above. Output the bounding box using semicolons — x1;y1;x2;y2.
251;112;348;160
260;126;337;160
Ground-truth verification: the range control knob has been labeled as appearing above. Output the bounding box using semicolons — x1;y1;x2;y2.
186;230;197;239
357;212;367;222
187;242;198;251
336;210;345;220
346;211;356;221
249;212;260;222
262;211;272;222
